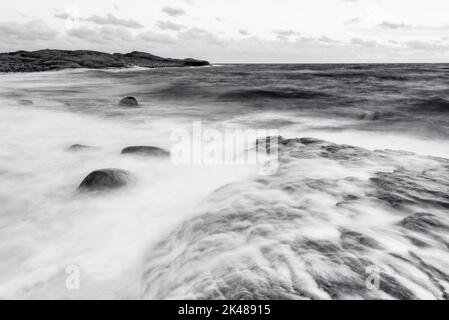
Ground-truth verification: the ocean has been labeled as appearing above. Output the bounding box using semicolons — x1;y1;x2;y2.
0;64;448;299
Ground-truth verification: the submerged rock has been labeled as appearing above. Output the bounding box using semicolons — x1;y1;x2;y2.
68;144;92;151
18;99;33;106
77;169;131;192
121;146;170;158
119;96;139;107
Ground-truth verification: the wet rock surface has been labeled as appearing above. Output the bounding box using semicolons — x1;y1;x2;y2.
121;146;170;158
118;97;139;107
77;169;131;192
142;137;449;300
400;213;448;233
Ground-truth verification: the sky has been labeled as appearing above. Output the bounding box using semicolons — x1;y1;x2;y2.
1;0;449;63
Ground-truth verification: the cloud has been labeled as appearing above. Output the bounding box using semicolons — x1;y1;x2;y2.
84;13;143;29
0;20;58;42
351;38;378;47
137;31;175;44
54;11;143;29
273;29;301;41
162;6;186;17
378;21;411;30
274;29;300;37
178;27;222;45
344;18;360;25
406;40;449;52
54;12;70;20
318;36;340;43
67;26;133;43
66;27;95;41
239;29;250;36
156;20;184;31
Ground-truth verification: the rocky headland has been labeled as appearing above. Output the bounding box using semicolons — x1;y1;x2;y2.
0;49;210;72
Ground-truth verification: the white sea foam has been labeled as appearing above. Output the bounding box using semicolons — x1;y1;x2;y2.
0;102;255;298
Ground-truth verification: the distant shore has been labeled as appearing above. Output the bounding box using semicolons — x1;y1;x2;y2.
0;49;210;73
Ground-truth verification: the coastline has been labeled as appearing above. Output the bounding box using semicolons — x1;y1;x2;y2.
0;64;215;76
0;49;210;73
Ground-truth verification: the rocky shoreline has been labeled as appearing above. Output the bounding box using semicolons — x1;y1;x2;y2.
141;136;449;300
0;49;210;73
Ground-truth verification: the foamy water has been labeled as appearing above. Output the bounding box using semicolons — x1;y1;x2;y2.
1;64;449;299
0;103;255;299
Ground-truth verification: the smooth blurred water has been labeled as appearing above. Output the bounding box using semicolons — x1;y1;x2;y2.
0;64;448;299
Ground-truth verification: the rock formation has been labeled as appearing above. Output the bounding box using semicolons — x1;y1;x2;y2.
77;169;131;192
121;146;170;158
0;49;210;73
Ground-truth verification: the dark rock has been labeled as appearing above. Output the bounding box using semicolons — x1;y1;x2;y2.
77;169;131;192
299;137;322;145
303;240;341;255
255;136;324;153
400;212;446;233
18;99;33;105
380;273;416;300
0;49;210;73
406;236;430;248
118;96;139;107
340;230;381;250
343;194;359;201
370;169;449;209
113;51;210;68
121;146;170;158
68;144;92;151
312;274;366;299
182;58;210;67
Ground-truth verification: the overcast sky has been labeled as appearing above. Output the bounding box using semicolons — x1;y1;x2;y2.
1;0;448;63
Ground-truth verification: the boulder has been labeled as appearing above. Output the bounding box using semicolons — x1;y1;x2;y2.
77;169;131;192
121;146;170;158
119;96;139;107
